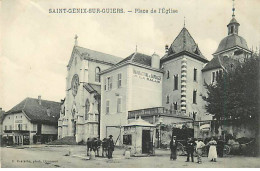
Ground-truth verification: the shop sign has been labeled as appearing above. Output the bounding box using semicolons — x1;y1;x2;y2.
199;121;211;131
133;69;161;83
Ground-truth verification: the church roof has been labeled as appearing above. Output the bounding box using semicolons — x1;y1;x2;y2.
117;52;152;67
161;27;208;63
5;98;60;125
67;46;122;68
214;34;249;55
202;55;240;72
83;83;101;95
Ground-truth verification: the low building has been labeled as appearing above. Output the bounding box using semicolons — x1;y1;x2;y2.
2;96;60;145
0;108;5;138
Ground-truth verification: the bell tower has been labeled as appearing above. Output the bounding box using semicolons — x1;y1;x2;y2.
227;0;240;35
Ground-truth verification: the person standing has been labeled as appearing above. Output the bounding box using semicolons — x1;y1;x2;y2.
208;137;218;162
107;135;114;159
217;137;224;157
196;138;205;164
170;136;177;160
186;137;195;162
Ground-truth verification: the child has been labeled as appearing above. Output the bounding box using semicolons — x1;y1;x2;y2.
196;138;205;164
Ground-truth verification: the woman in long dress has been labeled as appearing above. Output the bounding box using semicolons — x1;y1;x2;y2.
170;136;177;160
208;137;218;162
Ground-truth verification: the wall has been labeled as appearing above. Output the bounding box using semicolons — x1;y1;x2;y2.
162;57;182;111
100;65;128;140
42;124;58;134
129;65;163;111
2;112;32;131
185;56;211;121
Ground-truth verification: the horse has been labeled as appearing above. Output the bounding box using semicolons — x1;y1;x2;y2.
86;137;102;157
102;138;109;157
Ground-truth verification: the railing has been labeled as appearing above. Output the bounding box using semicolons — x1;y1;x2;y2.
128;107;187;119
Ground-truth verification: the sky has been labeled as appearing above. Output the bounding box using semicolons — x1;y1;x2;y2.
1;0;260;111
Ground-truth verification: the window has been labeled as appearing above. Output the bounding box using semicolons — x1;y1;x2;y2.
166;95;169;104
106;76;113;90
95;67;101;82
9;125;12;130
117;98;122;113
118;73;122;88
106;100;110;114
85;99;90;120
167;71;170;79
5;125;7;130
18;124;22;130
193;90;197;104
231;26;234;34
216;71;219;81
194;68;197;81
212;72;215;83
24;124;27;130
174;75;178;90
95;115;98;122
174;102;178;110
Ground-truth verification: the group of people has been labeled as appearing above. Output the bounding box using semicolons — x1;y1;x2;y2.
170;136;220;164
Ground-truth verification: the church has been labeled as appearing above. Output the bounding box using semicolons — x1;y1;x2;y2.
58;4;251;144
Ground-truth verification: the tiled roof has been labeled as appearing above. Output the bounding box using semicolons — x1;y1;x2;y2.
6;98;61;125
161;27;207;62
202;56;240;72
83;83;101;95
68;46;122;68
214;34;249;54
117;52;152;67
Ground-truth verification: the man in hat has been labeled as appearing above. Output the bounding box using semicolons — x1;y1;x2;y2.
186;137;195;162
196;138;205;164
107;135;114;159
170;135;178;160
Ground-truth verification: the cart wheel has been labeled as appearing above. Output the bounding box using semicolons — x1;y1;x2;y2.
177;142;185;156
223;145;230;155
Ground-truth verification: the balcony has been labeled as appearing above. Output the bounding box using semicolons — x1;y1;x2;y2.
128;107;189;119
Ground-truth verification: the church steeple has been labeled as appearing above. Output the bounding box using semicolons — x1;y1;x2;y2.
227;0;240;35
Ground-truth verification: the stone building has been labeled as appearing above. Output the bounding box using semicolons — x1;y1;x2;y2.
57;40;122;142
58;4;252;144
2;96;60;145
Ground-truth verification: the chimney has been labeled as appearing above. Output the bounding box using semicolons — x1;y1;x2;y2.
38;95;42;105
165;44;169;53
151;53;160;69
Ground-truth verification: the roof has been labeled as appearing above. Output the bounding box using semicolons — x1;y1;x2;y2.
214;34;249;55
124;117;156;127
161;27;208;63
67;46;122;68
228;17;240;26
117;52;152;67
5;98;61;125
83;83;101;95
202;55;240;72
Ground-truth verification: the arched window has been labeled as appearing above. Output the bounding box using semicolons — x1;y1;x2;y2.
85;99;90;120
167;71;170;79
95;67;101;82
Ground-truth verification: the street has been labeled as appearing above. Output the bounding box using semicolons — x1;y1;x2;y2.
1;145;260;168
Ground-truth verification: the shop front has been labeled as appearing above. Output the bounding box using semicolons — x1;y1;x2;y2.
123;117;156;156
3;130;30;146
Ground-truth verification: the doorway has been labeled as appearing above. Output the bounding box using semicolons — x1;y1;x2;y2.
142;130;151;154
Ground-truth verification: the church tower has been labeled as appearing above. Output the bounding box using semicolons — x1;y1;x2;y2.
212;0;251;62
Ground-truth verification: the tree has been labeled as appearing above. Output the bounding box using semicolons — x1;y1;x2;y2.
202;54;260;155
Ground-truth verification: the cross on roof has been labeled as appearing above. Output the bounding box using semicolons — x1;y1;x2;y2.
232;0;235;17
74;34;78;46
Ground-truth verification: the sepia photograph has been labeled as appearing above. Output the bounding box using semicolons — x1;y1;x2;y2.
0;0;260;168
